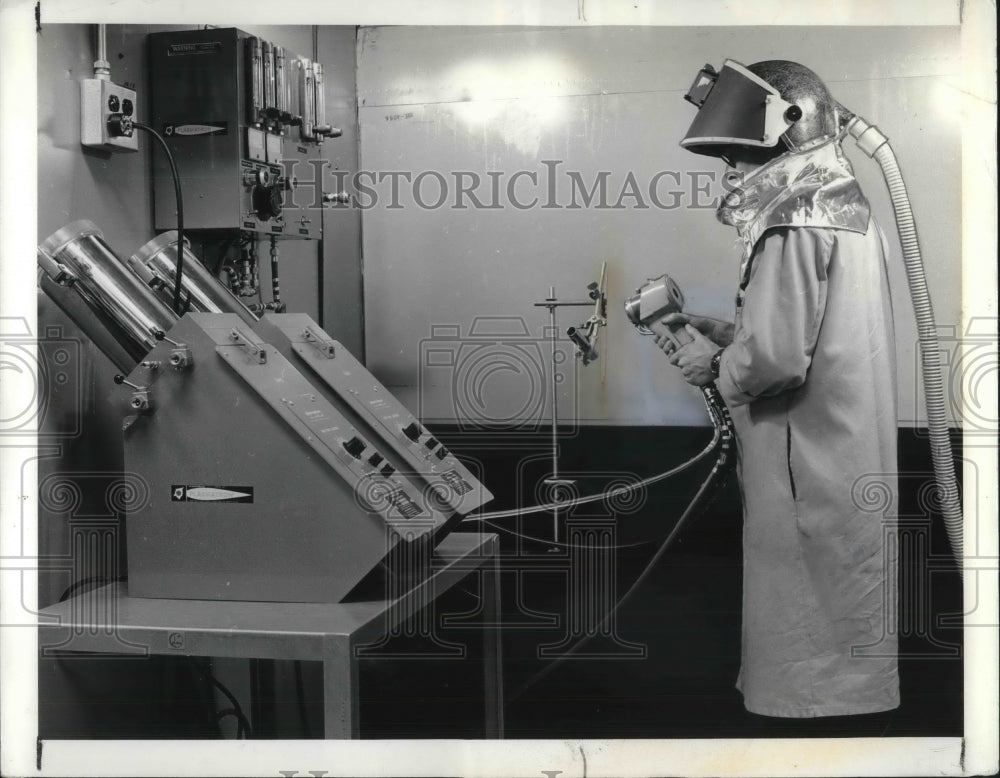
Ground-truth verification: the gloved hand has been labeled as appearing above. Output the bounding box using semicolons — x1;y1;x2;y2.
662;312;734;347
667;324;720;387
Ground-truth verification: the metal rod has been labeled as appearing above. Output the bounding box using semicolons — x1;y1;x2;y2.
317;236;325;327
94;24;110;79
548;286;560;544
97;24;107;63
531;287;598;546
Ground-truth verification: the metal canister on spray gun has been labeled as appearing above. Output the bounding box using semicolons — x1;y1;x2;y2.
623;273;692;347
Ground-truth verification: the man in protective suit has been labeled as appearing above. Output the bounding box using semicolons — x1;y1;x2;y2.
660;60;899;717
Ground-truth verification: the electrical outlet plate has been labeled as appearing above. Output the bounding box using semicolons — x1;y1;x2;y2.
81;78;138;152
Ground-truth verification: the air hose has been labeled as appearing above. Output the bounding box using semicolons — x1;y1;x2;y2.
463;385;732;524
505;387;734;701
847;114;963;565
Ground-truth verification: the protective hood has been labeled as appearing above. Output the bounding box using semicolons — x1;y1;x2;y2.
717;138;871;260
681;59;799;156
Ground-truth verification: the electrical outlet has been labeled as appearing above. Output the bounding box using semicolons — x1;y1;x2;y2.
81;78;139;152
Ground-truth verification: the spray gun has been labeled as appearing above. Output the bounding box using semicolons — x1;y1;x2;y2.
625;272;733;445
624;273;691;349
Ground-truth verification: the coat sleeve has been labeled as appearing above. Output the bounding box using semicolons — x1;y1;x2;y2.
716;227;832;407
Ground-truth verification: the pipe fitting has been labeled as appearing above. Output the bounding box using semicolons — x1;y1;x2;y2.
846;115;889;158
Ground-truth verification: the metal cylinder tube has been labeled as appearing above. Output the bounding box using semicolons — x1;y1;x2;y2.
38;271;136;374
313;62;327;129
245;36;264;125
262;40;276;115
38;220;178;363
287;58;301;123
274;46;289;118
300;59;316;139
127;231;258;326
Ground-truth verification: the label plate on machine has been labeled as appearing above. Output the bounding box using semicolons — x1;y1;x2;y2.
163;121;229;137
171;485;254;503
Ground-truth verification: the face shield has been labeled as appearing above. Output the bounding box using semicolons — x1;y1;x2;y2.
680;60;802;158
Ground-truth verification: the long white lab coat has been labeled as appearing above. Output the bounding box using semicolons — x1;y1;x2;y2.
715;143;900;717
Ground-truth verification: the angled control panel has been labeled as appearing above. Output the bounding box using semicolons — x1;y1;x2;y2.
253;313;494;517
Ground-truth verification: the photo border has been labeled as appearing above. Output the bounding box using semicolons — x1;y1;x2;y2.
2;0;995;776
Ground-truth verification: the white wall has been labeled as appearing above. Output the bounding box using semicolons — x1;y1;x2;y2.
356;26;962;426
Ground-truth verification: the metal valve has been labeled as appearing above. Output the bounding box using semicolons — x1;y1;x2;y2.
169;347;193;369
114;374;152;411
153;329;193;369
322;191;351;205
244;167;270;188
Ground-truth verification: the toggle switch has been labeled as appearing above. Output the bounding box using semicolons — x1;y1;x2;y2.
342;436;366;459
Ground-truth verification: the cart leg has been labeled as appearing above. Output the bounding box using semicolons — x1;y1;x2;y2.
483;547;504;738
249;658;277;737
323;638;359;739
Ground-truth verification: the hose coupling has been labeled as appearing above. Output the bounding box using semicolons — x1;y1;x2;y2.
846;115;889;158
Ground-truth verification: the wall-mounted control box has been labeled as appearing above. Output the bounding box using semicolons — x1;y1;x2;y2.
81;78;139;152
148;27;330;238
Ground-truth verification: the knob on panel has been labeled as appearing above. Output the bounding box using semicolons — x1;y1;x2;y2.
252;184;283;219
244;168;271;187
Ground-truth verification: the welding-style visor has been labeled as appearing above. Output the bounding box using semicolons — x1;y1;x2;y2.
680;60;799;156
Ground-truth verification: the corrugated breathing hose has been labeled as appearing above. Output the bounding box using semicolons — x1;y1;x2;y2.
847;113;964;567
